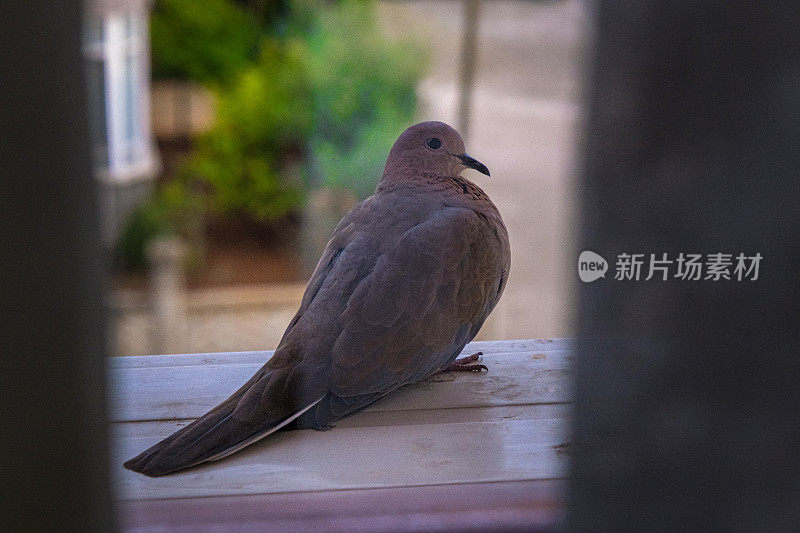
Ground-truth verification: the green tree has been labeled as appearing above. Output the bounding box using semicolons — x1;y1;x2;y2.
150;0;261;85
120;0;429;270
183;37;312;222
300;0;429;198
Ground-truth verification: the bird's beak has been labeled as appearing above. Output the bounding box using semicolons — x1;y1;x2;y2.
456;153;490;177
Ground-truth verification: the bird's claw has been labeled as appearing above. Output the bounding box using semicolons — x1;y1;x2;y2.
447;352;488;372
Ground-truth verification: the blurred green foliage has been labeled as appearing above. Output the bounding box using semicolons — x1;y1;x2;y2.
115;181;203;270
120;0;427;270
150;0;261;85
184;38;311;222
301;0;429;198
116;197;171;271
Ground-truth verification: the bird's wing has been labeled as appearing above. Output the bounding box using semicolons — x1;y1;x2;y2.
305;205;508;426
121;222;359;477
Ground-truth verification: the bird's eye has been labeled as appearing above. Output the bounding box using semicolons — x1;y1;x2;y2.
426;137;442;150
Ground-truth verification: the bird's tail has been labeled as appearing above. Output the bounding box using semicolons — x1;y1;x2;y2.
123;369;322;477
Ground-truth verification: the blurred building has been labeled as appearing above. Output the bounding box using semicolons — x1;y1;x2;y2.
83;0;159;245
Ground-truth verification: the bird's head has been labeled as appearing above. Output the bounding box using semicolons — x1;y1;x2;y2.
383;121;490;179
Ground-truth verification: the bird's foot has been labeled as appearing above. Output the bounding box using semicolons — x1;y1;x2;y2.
447;352;488;372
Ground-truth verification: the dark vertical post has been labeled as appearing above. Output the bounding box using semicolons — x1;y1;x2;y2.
1;1;112;530
457;0;480;142
570;1;800;529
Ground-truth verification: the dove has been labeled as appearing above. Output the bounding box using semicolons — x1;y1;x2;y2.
124;121;510;477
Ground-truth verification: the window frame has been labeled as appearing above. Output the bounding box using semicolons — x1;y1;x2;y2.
83;7;154;184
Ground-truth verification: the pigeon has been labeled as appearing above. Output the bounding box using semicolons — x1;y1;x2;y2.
124;121;510;477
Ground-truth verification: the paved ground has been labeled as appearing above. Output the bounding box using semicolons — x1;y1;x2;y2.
112;1;591;355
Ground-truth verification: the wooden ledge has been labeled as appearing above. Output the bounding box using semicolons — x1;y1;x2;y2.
110;338;574;529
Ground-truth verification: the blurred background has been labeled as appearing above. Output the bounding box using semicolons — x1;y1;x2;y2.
89;0;590;356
